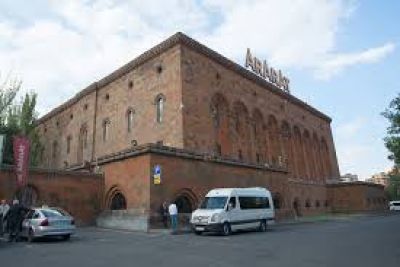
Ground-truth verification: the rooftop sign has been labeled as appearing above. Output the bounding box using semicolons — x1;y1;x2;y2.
245;48;290;93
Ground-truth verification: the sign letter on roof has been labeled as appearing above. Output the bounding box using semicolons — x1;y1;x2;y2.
245;48;290;94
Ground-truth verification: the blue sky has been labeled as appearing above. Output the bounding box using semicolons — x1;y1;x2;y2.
0;0;398;179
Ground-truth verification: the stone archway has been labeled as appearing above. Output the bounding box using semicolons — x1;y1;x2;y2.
173;188;198;214
110;192;127;210
105;186;127;210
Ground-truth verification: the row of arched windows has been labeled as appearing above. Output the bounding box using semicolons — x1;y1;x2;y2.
210;92;334;182
45;94;166;168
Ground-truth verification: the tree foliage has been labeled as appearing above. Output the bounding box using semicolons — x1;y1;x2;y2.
0;75;43;166
382;93;400;166
386;168;400;201
0;74;20;123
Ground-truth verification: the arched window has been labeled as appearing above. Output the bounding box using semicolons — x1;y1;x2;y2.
51;141;58;168
66;135;72;154
127;108;135;132
155;94;165;123
273;193;283;209
102;119;110;142
305;199;311;208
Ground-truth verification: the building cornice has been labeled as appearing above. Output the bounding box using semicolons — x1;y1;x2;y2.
36;32;331;125
0;164;103;178
67;143;287;173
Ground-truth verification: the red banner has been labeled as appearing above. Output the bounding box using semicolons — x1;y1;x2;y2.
13;136;30;187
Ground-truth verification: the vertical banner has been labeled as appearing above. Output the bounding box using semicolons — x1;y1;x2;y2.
0;134;4;166
13;136;30;187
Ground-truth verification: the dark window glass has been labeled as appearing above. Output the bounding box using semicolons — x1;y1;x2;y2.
25;210;34;219
200;197;228;210
239;197;270;209
228;197;236;208
41;209;65;218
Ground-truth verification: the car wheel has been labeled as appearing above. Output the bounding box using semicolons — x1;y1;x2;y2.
259;220;267;232
222;222;231;236
28;229;35;243
62;234;71;241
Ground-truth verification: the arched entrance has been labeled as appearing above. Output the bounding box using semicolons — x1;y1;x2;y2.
110;192;127;210
175;195;193;213
106;186;127;210
173;189;198;214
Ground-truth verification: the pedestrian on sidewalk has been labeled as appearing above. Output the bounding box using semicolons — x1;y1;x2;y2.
159;201;168;228
0;199;10;237
6;199;28;242
168;202;178;234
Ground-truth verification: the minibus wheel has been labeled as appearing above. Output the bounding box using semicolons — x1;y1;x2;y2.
259;220;267;232
222;222;231;236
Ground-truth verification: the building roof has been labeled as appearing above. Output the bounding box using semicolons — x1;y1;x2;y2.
36;32;332;124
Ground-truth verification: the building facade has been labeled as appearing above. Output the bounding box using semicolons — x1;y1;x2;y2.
340;173;359;183
30;32;346;229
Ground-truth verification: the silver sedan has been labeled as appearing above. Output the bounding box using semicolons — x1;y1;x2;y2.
21;207;76;242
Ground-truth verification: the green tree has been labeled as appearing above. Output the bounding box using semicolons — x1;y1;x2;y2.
5;93;43;166
0;75;43;166
382;93;400;166
386;168;400;201
0;74;20;124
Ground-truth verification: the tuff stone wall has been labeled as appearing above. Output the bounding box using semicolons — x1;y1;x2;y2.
180;45;340;184
328;182;388;213
37;44;183;169
0;167;103;225
35;32;339;185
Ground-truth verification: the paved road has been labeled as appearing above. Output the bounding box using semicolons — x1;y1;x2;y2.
1;214;400;267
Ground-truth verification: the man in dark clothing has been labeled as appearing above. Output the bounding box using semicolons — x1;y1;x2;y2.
5;199;28;242
159;201;168;228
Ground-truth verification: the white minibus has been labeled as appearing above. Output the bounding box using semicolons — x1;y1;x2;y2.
191;187;275;235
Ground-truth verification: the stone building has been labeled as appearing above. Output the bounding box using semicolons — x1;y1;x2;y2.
29;32;347;230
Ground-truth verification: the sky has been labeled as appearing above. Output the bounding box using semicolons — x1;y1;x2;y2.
0;0;399;179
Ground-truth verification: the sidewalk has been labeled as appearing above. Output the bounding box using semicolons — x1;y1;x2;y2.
276;210;395;226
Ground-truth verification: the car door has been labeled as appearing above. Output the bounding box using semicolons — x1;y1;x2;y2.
21;210;34;237
227;196;241;231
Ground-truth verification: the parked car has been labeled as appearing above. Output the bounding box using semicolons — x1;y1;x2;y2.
21;207;76;242
191;187;275;235
389;201;400;211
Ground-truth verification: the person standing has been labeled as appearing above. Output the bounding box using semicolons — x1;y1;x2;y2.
159;201;168;228
168;202;178;234
6;199;28;242
0;199;10;236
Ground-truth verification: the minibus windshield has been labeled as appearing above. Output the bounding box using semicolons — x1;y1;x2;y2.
200;197;228;209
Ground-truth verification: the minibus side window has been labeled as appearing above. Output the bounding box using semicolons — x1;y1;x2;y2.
238;197;270;209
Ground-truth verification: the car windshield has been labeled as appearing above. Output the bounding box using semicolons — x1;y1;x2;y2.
200;197;228;209
40;209;67;218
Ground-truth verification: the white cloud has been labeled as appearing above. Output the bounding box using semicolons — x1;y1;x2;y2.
333;118;393;179
315;42;396;79
0;0;395;115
